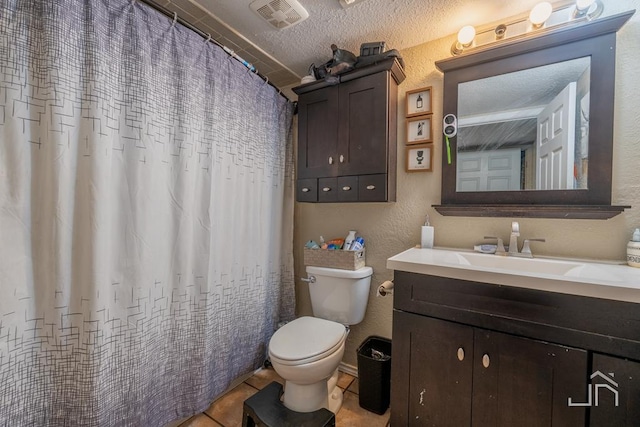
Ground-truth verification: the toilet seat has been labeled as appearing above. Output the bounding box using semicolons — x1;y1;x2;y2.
269;317;347;366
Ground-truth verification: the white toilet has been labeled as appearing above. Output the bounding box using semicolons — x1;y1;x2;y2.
268;265;373;414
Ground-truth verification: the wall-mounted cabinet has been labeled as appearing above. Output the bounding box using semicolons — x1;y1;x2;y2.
293;58;405;202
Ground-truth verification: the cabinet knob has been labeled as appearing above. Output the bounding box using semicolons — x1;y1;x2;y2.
482;354;490;368
328;156;334;165
301;188;310;193
342;186;351;191
457;347;465;361
322;187;331;192
366;185;376;190
339;154;344;163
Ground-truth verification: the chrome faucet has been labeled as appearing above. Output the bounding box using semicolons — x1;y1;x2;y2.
508;221;520;255
484;222;545;257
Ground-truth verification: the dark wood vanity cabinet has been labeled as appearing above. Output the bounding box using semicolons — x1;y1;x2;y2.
293;59;404;203
391;271;640;426
590;354;640;427
393;311;587;426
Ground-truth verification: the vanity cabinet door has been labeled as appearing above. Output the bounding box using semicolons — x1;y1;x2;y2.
590;354;640;427
472;330;588;427
391;310;473;426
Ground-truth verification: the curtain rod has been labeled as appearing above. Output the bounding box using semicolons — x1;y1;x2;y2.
136;0;292;102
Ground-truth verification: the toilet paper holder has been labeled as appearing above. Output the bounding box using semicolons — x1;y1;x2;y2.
377;280;394;297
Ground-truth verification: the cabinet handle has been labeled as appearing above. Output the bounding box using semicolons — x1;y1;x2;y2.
328;156;334;165
301;188;310;193
342;186;351;191
366;185;376;190
482;354;490;368
322;187;331;192
339;154;344;163
457;347;465;361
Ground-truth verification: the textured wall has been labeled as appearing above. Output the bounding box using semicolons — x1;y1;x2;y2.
294;0;640;367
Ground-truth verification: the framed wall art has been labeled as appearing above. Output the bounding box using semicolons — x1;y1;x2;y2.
406;144;433;172
406;115;433;145
406;86;432;117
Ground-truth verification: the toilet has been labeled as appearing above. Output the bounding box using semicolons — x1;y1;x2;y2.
268;265;373;414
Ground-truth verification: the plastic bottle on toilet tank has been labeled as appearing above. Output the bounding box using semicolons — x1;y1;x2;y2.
343;230;356;250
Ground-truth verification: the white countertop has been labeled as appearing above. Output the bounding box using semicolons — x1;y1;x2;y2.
387;247;640;303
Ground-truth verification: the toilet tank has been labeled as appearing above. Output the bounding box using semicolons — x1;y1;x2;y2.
306;265;373;325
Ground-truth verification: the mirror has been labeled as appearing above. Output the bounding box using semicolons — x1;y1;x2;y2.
434;11;633;218
457;57;590;192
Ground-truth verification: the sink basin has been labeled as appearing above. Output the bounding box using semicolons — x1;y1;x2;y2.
457;252;583;276
386;247;640;303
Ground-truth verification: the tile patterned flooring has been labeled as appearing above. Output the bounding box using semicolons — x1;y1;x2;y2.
178;368;390;427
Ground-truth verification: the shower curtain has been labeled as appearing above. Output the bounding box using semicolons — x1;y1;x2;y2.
0;0;295;425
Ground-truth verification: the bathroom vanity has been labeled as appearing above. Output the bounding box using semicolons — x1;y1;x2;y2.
387;248;640;426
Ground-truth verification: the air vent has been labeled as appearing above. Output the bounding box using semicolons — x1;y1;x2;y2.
249;0;309;30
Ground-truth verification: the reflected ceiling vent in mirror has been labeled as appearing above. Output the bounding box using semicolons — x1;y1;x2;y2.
249;0;309;29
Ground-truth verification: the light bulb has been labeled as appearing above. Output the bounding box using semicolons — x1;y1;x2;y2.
529;2;553;27
457;25;476;46
576;0;596;11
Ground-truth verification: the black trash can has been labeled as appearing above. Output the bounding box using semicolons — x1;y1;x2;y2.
357;335;392;414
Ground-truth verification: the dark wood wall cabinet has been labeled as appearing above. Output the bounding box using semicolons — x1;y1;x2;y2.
391;271;640;426
293;59;405;203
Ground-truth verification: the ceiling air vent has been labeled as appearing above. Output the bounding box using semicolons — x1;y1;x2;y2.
249;0;309;30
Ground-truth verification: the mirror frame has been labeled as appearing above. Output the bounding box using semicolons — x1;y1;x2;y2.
434;11;634;219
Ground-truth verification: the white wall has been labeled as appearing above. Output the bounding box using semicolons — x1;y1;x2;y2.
294;0;640;367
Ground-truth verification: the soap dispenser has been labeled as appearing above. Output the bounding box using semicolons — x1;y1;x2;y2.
628;228;640;268
421;214;434;249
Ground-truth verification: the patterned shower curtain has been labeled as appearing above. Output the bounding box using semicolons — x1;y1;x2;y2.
0;0;295;425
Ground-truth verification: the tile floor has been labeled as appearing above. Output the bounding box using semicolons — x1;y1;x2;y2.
178;368;390;427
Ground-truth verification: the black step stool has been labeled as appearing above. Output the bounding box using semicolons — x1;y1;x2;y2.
242;381;336;427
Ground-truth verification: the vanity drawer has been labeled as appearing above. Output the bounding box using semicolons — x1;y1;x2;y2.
318;177;339;202
393;271;640;360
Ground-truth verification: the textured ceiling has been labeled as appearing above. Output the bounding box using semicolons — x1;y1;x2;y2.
187;0;548;80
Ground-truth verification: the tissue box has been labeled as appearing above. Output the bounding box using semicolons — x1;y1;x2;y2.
303;247;366;270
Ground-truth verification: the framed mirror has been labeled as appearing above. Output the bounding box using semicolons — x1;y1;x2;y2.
434;11;633;219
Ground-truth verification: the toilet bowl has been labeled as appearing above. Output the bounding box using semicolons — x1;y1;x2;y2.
269;316;347;413
268;265;373;414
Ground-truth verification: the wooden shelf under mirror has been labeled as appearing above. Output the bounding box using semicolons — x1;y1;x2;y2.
434;11;634;220
432;204;630;220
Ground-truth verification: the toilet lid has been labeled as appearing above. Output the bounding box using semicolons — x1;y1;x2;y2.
269;317;347;363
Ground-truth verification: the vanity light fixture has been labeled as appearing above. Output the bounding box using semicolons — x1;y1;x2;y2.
573;0;604;20
529;2;553;28
450;0;606;56
451;25;476;55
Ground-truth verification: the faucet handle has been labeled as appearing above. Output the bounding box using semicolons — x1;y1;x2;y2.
511;221;520;236
484;236;506;254
521;238;546;256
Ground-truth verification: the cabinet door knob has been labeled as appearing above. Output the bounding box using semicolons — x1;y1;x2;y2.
328;156;334;165
482;354;490;368
342;186;351;191
301;188;310;193
366;185;376;190
322;187;331;192
339;154;345;163
457;347;465;361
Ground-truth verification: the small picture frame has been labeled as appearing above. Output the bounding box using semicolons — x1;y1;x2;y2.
406;115;432;144
406;144;433;172
406;87;432;117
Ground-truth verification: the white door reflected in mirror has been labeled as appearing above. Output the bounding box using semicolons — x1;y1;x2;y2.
456;57;590;192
